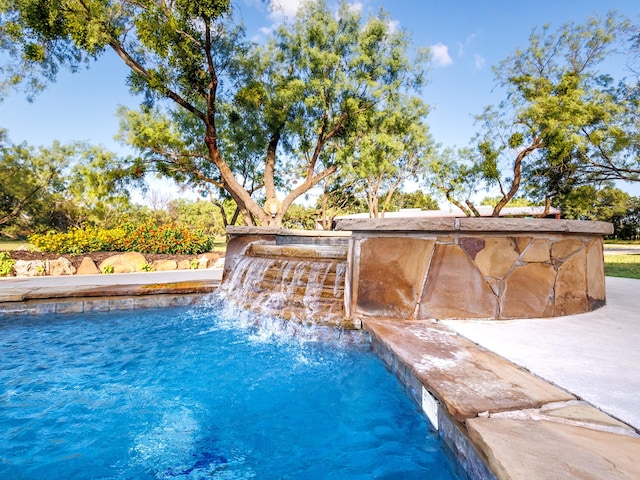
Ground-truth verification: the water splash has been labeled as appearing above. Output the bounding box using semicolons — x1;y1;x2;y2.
217;245;347;327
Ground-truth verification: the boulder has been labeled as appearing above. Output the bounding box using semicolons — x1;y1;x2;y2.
99;252;148;273
213;257;225;269
76;257;100;275
13;260;45;277
197;252;219;269
152;259;178;271
46;257;76;276
177;259;193;270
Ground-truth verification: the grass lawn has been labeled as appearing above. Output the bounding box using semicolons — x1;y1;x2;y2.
0;240;31;250
604;254;640;280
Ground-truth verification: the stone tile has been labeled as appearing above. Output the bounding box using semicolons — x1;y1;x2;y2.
356;237;435;318
512;236;532;253
555;250;589;316
437;236;455;243
0;290;28;302
521;238;550;263
420;244;498;319
542;402;635;433
459;237;486;260
466;417;640;480
501;263;555;318
55;301;84;314
486;277;501;297
586;239;606;303
551;239;584;259
134;296;167;309
364;319;573;421
83;299;110;312
336;217;457;231
109;298;136;310
474;238;519;278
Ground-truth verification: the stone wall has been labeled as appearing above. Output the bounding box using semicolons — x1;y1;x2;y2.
335;217;613;320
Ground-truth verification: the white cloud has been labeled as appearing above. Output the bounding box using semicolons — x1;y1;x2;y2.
457;33;477;57
430;43;453;67
474;54;485;70
268;0;304;22
386;19;400;33
348;2;364;13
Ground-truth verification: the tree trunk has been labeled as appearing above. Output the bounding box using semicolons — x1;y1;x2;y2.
492;138;543;216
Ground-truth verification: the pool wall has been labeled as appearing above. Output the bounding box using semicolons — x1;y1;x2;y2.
225;218;613;324
336;217;613;320
0;292;212;316
370;331;498;480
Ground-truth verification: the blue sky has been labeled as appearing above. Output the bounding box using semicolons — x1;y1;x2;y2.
2;0;640;197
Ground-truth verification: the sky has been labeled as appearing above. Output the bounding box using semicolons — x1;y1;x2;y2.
2;0;640;199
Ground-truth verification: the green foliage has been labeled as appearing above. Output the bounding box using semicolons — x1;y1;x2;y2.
140;262;154;272
29;222;213;255
480;196;537;207
385;190;439;212
101;265;114;274
168;198;227;236
429;12;636;216
282;204;318;230
0;252;15;276
119;222;213;254
0;130;139;236
556;185;640;239
29;227;127;254
1;0;433;227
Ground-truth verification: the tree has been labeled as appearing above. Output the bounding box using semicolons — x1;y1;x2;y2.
167;198;227;236
0;130;133;235
315;174;365;230
384;190;439;212
0;130;69;236
346;93;434;218
1;0;428;226
430;12;633;216
554;184;640;238
426;147;482;216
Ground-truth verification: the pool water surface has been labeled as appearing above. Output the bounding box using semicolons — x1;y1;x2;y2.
0;303;460;479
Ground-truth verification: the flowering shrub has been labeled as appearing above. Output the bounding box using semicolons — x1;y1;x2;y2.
120;222;213;254
29;223;213;255
30;227;127;254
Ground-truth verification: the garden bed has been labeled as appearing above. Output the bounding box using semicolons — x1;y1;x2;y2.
1;250;203;271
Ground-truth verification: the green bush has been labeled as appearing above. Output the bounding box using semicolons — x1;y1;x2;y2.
119;222;213;255
29;227;126;254
29;222;213;255
0;252;15;276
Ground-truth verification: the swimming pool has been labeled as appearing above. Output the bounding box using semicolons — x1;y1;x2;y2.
0;302;460;479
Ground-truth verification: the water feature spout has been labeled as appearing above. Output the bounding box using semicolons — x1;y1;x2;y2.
219;228;353;328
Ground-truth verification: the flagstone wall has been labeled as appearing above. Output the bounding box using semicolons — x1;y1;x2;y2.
335;218;613;320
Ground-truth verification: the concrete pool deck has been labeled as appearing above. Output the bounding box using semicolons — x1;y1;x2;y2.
0;271;638;479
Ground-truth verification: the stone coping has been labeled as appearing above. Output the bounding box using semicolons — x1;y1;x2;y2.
365;318;640;480
226;226;352;237
249;243;348;260
334;217;613;235
0;273;221;317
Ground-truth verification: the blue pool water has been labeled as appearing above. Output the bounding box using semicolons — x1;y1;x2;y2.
0;303;460;479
